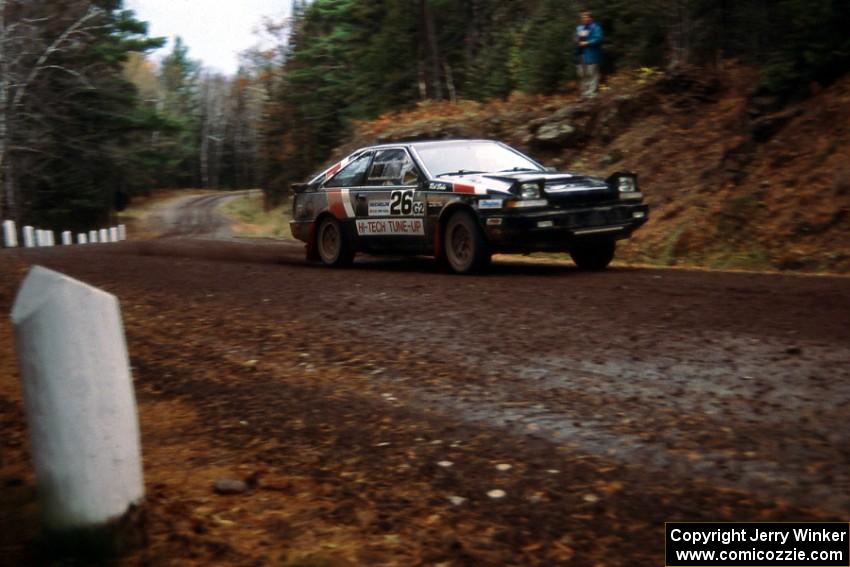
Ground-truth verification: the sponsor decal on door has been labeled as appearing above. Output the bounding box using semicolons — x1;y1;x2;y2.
356;218;424;236
368;200;391;216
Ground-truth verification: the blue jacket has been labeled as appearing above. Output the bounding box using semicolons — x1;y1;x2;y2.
575;22;603;65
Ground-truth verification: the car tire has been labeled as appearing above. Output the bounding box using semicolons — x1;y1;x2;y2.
443;211;491;274
316;217;354;267
570;240;615;270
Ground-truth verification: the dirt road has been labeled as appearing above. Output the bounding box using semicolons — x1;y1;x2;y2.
1;210;848;565
146;190;259;239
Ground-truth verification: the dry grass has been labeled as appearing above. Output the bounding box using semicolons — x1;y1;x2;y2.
220;192;294;240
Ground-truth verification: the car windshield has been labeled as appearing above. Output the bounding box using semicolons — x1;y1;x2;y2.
415;141;543;177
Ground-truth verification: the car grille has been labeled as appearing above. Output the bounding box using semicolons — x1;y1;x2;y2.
599;207;632;224
547;189;615;206
555;206;630;227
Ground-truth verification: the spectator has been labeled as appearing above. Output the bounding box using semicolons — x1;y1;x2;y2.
575;11;603;99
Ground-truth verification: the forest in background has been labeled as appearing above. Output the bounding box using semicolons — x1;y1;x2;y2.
1;0;848;229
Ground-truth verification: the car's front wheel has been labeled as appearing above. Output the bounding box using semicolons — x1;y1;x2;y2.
316;217;354;267
569;240;615;270
443;211;491;274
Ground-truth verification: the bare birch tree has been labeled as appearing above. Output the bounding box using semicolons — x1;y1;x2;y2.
0;0;104;220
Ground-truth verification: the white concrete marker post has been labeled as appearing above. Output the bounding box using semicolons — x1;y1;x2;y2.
47;231;56;247
109;227;118;242
88;230;98;243
99;228;108;243
77;233;88;245
3;220;18;247
118;224;126;241
35;230;45;247
62;231;72;246
24;226;35;248
11;266;144;537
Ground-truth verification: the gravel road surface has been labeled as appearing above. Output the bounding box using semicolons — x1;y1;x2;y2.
1;200;848;566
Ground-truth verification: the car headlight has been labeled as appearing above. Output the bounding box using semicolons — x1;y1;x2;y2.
519;182;541;199
607;172;642;200
617;176;637;192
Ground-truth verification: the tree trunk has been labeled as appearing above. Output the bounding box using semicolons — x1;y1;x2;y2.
0;4;104;221
443;62;457;104
0;0;12;221
417;57;428;99
421;0;443;100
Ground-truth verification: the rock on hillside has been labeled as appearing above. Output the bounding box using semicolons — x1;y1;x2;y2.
335;65;850;273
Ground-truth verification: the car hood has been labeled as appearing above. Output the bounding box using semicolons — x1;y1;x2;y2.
436;171;611;197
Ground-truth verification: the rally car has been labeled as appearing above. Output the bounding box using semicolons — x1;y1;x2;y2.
290;139;648;274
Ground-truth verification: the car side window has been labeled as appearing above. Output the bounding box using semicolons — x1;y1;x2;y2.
364;149;420;187
326;152;372;188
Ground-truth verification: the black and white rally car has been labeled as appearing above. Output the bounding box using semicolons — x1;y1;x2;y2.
290;139;648;273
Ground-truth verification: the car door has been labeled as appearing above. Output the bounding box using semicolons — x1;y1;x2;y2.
353;148;428;253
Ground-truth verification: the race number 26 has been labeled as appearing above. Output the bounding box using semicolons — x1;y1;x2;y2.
391;190;423;216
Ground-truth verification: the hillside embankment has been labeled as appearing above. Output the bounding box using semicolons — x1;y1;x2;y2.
334;65;850;273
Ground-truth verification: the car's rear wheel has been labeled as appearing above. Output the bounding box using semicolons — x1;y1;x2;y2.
569;240;616;270
316;217;354;267
443;211;490;274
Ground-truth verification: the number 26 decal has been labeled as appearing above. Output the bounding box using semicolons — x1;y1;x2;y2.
390;190;424;216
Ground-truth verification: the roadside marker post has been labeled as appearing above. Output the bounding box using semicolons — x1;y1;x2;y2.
118;224;126;241
99;228;108;243
88;230;98;243
61;231;72;246
38;230;54;247
77;233;88;245
23;226;35;248
10;266;145;544
3;220;17;247
109;227;118;242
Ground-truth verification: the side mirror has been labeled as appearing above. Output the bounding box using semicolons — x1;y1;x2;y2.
291;183;309;194
544;166;558;173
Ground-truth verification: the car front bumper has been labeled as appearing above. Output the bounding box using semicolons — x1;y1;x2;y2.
481;202;649;252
